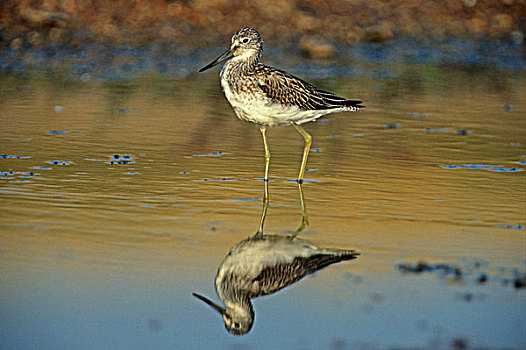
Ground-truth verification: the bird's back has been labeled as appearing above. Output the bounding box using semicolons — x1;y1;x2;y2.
252;248;359;296
220;59;363;126
254;64;364;112
215;236;360;300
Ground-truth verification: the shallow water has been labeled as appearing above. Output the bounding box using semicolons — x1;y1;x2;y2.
1;42;525;349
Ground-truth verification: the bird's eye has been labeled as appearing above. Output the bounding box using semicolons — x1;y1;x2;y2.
234;322;240;328
241;38;249;44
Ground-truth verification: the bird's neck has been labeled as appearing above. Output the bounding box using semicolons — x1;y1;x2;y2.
224;298;254;319
222;53;259;76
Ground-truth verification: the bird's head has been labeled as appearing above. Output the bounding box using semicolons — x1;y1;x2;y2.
229;27;263;59
199;28;262;72
193;293;254;335
221;301;254;335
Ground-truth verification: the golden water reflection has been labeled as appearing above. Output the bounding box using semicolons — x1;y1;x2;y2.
0;63;525;348
193;234;360;335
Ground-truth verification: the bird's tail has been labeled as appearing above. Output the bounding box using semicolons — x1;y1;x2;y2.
314;88;364;110
306;249;360;273
343;99;365;109
328;248;361;261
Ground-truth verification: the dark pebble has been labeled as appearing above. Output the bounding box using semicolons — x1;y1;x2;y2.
463;293;474;302
477;273;488;284
514;276;525;289
385;123;401;129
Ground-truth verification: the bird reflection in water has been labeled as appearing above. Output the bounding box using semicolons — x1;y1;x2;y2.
193;232;360;335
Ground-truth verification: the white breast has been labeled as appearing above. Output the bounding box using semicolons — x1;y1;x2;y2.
221;78;327;126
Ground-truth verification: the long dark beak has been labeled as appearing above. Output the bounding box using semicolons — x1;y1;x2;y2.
199;48;234;72
192;293;226;315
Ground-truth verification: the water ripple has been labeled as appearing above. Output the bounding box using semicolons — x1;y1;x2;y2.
0;154;30;159
442;164;523;172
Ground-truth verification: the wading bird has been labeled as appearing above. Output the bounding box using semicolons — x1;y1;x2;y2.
199;28;363;235
193;234;360;335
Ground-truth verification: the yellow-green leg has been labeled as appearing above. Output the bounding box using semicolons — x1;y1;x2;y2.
291;122;312;184
289;122;312;237
290;181;309;238
255;127;270;237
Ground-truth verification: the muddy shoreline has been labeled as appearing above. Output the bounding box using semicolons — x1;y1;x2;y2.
1;0;524;53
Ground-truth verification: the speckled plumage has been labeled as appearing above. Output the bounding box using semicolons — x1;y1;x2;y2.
193;234;360;335
204;28;363;127
198;27;364;234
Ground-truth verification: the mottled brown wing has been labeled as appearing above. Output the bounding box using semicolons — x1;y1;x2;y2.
255;65;364;110
251;253;358;297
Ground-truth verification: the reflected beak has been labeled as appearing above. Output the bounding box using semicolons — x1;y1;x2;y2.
198;48;234;72
192;293;226;315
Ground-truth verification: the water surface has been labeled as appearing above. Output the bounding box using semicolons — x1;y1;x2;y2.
1;42;525;349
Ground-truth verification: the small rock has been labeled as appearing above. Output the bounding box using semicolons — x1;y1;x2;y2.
461;0;477;8
491;14;514;36
364;22;393;44
80;73;91;82
48;28;66;42
10;37;23;50
19;7;69;26
296;14;317;31
467;16;487;34
27;31;43;47
510;30;524;45
298;36;335;59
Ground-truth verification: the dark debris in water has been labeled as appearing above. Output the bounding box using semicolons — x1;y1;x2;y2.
107;154;134;165
398;260;526;291
513;275;526;289
425;128;469;135
0;154;30;159
457;292;485;303
384;123;401;130
0;171;40;179
398;261;462;277
442;164;523;172
501;104;521;112
497;223;524;230
47;160;72;165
